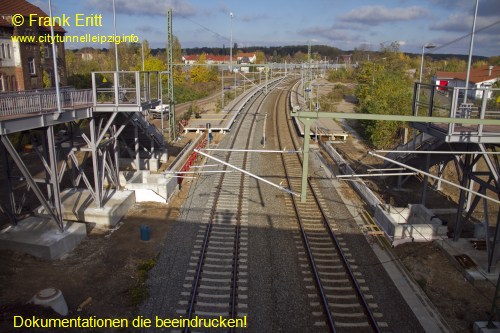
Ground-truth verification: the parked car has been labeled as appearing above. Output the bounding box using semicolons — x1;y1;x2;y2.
149;105;169;120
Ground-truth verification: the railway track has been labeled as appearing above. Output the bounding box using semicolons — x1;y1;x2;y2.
176;81;283;332
274;81;385;333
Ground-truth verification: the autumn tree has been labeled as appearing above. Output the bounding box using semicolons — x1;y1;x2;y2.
355;42;413;148
255;51;266;64
190;54;216;83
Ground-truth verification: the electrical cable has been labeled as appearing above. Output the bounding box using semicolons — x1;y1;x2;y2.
319;143;498;298
429;20;500;53
176;13;232;43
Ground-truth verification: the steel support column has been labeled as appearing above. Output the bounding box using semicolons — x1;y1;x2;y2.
167;8;176;141
113;124;120;189
490;207;500;273
134;124;140;170
421;153;431;205
300;118;313;203
453;153;471;240
1;135;63;228
46;125;64;231
0;140;17;224
89;118;102;207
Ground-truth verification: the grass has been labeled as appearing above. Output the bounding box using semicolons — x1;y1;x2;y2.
129;258;157;306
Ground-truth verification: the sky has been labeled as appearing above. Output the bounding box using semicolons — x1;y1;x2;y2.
31;0;500;57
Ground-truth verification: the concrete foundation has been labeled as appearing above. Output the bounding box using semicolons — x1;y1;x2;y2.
375;204;448;245
119;171;178;203
36;188;136;228
0;217;86;259
119;158;160;172
436;238;500;285
474;321;500;333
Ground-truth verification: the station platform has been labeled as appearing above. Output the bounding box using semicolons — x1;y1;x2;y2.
294;116;348;141
182;83;271;133
183;110;237;133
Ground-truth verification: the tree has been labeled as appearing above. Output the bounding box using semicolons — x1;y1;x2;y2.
294;51;307;62
355;43;414;148
43;70;51;88
190;54;216;83
255;50;266;64
173;36;182;62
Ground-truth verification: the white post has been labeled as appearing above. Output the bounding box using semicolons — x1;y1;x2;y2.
229;12;233;72
263;113;267;147
112;0;119;72
47;0;62;114
464;0;479;104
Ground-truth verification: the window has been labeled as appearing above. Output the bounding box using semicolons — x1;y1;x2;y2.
44;44;50;58
0;74;4;92
7;44;11;58
28;58;36;75
1;43;4;59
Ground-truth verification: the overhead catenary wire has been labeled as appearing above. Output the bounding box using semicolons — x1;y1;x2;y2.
428;20;500;53
176;13;234;44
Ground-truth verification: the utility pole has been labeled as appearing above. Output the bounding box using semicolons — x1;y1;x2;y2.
229;12;233;72
221;69;225;110
167;8;176;142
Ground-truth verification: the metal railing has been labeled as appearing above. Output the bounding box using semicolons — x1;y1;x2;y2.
414;83;500;136
92;71;161;107
0;89;93;118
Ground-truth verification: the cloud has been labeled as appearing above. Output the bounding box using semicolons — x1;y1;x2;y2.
298;26;360;43
84;0;196;17
428;0;500;18
430;13;500;35
136;25;162;35
339;5;429;25
426;12;500;56
238;13;269;23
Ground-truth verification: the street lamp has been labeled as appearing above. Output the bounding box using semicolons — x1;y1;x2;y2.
464;0;479;103
229;12;233;72
419;43;436;83
417;43;436;113
47;0;62;114
112;0;119;72
415;43;436;150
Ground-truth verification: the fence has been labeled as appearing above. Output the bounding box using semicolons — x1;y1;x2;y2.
0;89;93;117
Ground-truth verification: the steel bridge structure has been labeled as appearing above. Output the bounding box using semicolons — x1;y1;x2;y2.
0;71;164;233
293;83;500;272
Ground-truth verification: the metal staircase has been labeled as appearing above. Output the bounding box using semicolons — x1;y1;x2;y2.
131;111;164;148
383;132;449;169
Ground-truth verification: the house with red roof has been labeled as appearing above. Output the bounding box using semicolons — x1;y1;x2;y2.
0;0;67;92
182;54;237;65
434;65;499;100
237;52;256;64
182;52;256;66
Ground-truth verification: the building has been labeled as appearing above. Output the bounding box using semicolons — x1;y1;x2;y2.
75;47;97;62
182;52;257;66
237;52;256;64
434;65;499;100
0;0;67;92
182;54;237;65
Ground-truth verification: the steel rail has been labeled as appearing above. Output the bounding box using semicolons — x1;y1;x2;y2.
183;95;255;332
277;79;381;332
291;83;381;333
183;81;281;332
275;82;336;332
